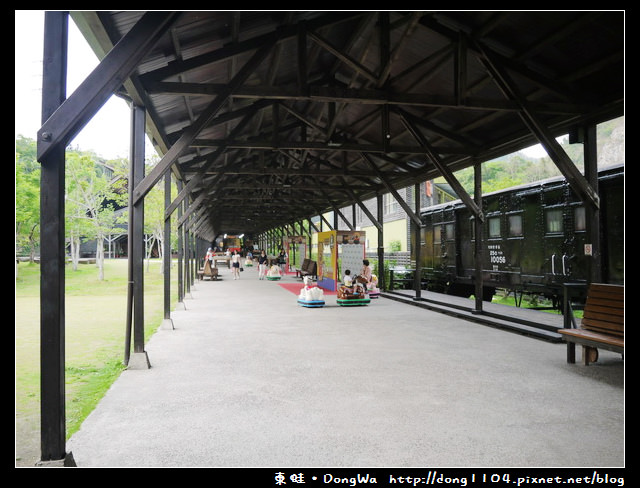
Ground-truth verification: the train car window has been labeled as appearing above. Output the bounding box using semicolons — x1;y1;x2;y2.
433;225;442;244
545;209;563;233
445;223;455;240
574;206;586;231
488;217;501;238
508;214;523;237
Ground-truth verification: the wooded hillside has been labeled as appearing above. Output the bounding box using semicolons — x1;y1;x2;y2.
445;116;624;195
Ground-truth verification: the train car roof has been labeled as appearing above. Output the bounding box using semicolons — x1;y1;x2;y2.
420;162;624;214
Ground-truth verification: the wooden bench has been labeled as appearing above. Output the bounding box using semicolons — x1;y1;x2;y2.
296;259;317;280
198;260;219;281
558;283;624;365
296;258;310;278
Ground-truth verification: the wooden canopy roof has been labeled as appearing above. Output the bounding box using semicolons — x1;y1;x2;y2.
68;11;624;241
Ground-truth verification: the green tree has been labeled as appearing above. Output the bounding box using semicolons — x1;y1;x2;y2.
143;178;168;271
445;137;589;196
15;136;40;262
65;151;120;279
111;154;178;272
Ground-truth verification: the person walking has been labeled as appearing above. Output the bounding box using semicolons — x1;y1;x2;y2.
231;250;241;280
277;248;287;274
258;250;268;280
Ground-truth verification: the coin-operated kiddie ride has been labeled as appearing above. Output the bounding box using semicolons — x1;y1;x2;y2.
297;276;326;308
266;265;282;281
367;274;380;299
316;229;373;307
336;275;371;306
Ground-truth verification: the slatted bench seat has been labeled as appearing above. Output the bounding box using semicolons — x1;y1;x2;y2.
296;259;317;280
296;258;310;278
558;283;624;365
198;261;219;281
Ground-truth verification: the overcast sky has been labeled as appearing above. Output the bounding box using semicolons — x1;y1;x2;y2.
15;10;136;160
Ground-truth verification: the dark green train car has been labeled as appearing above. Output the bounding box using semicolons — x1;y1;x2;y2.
415;164;624;305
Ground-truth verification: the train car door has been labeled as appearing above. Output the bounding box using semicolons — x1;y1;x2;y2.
442;211;457;281
422;207;449;292
504;209;524;288
566;204;588;283
457;207;474;280
431;220;446;290
419;211;437;288
420;221;433;272
542;202;571;287
600;171;625;284
518;187;545;286
496;183;526;290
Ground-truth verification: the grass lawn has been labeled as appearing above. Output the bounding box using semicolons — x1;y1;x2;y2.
15;258;178;466
489;290;583;318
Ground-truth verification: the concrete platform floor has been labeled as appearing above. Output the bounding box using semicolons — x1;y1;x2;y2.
66;265;624;468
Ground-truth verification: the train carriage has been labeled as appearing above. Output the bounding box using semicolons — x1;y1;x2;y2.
415;164;624;306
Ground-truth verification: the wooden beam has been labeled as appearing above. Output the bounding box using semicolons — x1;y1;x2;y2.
165;110;258;218
361;153;422;227
147;81;587;115
308;29;378;83
134;37;280;205
37;12;179;160
474;40;599;209
126;104;150;369
400;113;484;222
342;178;383;232
189;138;473;156
38;11;68;464
139;12;363;85
163;173;173;324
